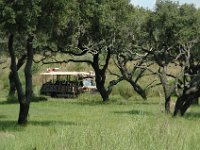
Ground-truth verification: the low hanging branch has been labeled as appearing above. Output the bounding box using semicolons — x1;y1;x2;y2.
42;58;93;65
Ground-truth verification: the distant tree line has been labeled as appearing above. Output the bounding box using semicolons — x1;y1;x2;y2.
0;0;200;124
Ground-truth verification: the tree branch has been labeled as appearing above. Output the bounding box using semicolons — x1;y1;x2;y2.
107;76;124;95
102;49;111;74
17;54;27;71
42;58;93;65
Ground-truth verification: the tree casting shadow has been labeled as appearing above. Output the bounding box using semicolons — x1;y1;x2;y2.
0;120;85;132
0;120;24;132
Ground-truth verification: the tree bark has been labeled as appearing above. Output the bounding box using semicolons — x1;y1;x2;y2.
18;103;30;124
174;85;200;116
128;80;147;100
165;96;171;113
8;54;27;97
180;99;193;116
94;69;109;101
96;82;109;101
173;96;184;116
18;35;34;124
25;35;34;101
8;34;29;124
92;52;110;102
8;72;16;96
159;66;172;113
8;34;24;101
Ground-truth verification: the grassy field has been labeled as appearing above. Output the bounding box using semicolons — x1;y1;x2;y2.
1;57;200;150
1;94;200;150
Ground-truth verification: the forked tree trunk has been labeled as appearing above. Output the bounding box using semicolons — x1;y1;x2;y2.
8;34;34;124
8;34;27;124
19;35;34;124
174;86;200;116
174;96;193;116
92;52;110;102
8;54;27;97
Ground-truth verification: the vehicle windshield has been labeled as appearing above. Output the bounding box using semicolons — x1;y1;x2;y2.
83;79;96;86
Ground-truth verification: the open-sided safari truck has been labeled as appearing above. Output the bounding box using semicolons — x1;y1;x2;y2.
40;68;97;98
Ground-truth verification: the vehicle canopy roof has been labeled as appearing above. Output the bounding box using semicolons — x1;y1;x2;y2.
40;71;95;78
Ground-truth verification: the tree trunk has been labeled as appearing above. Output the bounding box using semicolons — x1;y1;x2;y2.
159;66;172;113
8;54;26;97
180;99;193;116
174;96;194;116
8;72;16;96
18;102;30;124
8;34;27;124
96;81;109;101
8;54;27;97
8;34;24;101
165;96;171;113
173;96;184;116
95;71;109;101
180;92;199;116
92;53;110;102
25;35;34;99
19;34;34;124
128;80;146;100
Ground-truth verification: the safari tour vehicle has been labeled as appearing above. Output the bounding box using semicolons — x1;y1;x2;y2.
40;68;97;98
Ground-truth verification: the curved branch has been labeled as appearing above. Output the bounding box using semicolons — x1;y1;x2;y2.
42;46;93;56
17;54;27;70
107;76;124;95
42;59;93;65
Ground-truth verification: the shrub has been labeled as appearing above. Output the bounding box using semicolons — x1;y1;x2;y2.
6;95;18;103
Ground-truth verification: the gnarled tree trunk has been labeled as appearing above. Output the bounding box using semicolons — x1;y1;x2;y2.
174;74;200;116
92;51;111;102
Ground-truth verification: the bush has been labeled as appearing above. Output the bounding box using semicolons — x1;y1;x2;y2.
6;95;18;103
31;96;48;102
111;81;134;99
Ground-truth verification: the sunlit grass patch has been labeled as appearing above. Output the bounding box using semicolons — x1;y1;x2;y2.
0;97;200;149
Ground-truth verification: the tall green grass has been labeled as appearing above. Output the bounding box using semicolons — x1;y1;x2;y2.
1;56;200;149
0;97;200;150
